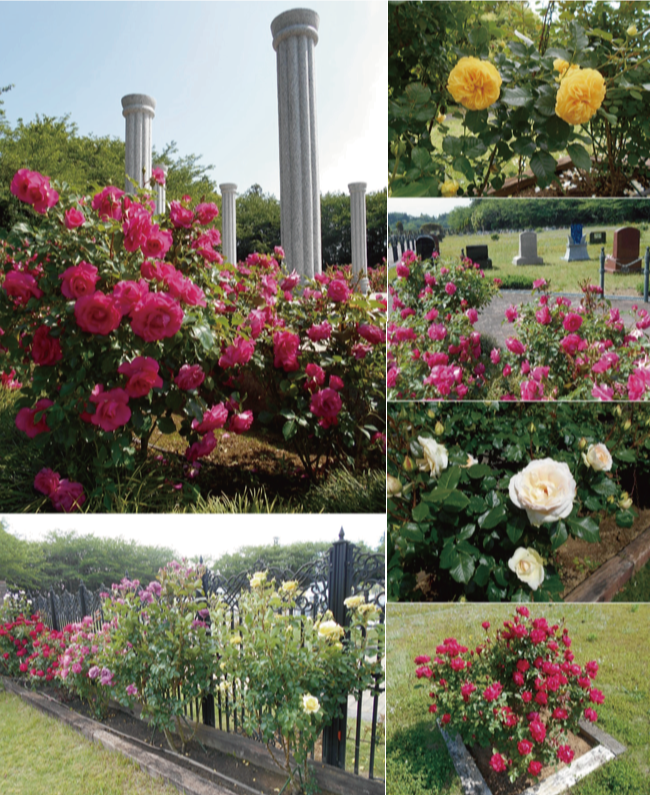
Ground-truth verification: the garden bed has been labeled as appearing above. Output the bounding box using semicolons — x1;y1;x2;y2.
2;679;383;795
440;718;625;795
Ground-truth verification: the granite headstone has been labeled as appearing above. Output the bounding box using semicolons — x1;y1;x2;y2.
512;231;544;266
605;227;642;273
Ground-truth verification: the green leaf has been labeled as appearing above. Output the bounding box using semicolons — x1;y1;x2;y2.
457;524;476;542
464;110;488;134
463;137;487;159
511;137;537;157
567;143;592;171
615;449;636;463
468;26;489;47
584;496;603;512
438;467;461;490
567;516;600;543
450;552;475;584
615;510;635;529
479;504;507;530
282;419;297;441
401;523;425;542
466;464;493;479
405;83;431;105
440;543;460;570
529;151;558;188
501;87;533;107
157;416;177;435
443;490;470;512
191;323;215;351
592;478;618;496
412;502;430;522
468;495;487;513
453;156;474;179
587;28;613;42
550;521;569;550
474;564;491;587
411;147;431;170
442;136;463;157
535;91;557;117
506;522;523;545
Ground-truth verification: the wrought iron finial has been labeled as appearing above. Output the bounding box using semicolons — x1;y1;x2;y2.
339;527;345;540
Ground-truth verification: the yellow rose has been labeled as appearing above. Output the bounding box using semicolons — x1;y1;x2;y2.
553;58;570;75
440;179;460;197
508;547;545;591
555;68;606;125
318;620;344;640
250;571;267;589
436;112;446;124
344;594;365;609
230;634;242;645
627;25;637;36
447;56;502;110
281;580;299;594
302;694;320;714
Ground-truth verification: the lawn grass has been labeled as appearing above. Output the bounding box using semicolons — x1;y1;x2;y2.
387;603;650;795
612;560;650;602
345;717;386;780
443;225;650;295
0;689;181;795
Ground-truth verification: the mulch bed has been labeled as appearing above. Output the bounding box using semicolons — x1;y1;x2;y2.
471;729;593;795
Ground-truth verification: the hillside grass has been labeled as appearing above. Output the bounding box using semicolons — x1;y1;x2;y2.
442;225;650;295
387;603;650;795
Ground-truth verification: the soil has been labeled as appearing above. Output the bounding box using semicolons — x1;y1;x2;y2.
471;729;593;795
41;686;291;795
557;508;650;597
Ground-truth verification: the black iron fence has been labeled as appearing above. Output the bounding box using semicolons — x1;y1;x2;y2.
8;530;385;779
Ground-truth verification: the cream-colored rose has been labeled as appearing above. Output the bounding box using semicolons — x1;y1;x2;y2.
281;580;299;594
582;443;612;472
619;492;633;510
387;474;403;497
509;458;576;526
417;437;448;478
230;634;242;645
318;620;344;640
250;571;267;589
302;694;320;714
509;548;545;591
344;595;365;609
461;453;478;469
627;24;637;36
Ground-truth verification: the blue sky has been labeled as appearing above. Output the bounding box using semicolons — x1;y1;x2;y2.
1;1;387;198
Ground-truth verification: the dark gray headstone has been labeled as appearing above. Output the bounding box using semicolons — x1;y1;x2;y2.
589;231;606;245
466;244;492;269
416;235;439;260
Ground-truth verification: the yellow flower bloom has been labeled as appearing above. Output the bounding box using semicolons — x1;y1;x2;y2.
555;68;606;125
440;179;460;197
553;58;570;75
302;694;320;714
627;24;637;36
447;56;502;110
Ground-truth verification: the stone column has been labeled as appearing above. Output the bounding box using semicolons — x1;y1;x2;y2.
154;163;167;215
271;8;321;279
121;94;156;194
219;183;238;265
348;182;368;293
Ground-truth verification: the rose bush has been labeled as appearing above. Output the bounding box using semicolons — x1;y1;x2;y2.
389;2;650;197
208;571;384;795
387;401;645;601
415;608;605;783
0;171;385;508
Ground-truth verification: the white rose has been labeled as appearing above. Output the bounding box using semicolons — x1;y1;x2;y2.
417;437;448;478
302;694;320;714
508;548;545;591
582;443;612;472
509;458;576;526
250;571;267;589
318;620;344;640
344;595;365;609
387;474;403;497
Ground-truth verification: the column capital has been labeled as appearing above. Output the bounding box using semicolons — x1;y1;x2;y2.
121;94;156;118
219;183;238;194
271;8;319;51
348;182;368;194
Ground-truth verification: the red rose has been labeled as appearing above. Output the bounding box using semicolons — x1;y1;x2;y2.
195;202;219;225
310;388;343;429
192;403;228;435
10;169;59;213
185;432;217;462
170;200;195;228
31;325;62;366
228;411;253;434
64;207;85;229
15;399;54;438
529;719;546;743
141;226;173;259
34;468;61;496
489;754;507;773
51;480;85;513
112;280;149;316
74;292;122;335
175;364;205;391
130;293;184;342
517;740;533;756
557;745;574;764
307;322;332;342
528;760;543;776
327;279;351;303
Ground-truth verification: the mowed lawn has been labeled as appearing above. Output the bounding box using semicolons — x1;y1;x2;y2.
386;603;650;795
440;225;650;295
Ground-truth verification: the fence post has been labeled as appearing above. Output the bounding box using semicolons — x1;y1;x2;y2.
600;247;605;296
49;587;59;632
199;557;216;728
322;528;354;768
78;581;88;620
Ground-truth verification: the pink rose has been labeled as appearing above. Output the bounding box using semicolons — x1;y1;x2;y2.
228;411;253;434
274;331;300;372
91;186;125;221
192;403;228;435
74;292;122;335
90;387;131;432
122;202;153;253
60;262;99;300
192;232;222;262
536;305;552;325
560;334;586;356
195;202;219;225
10;169;59;213
219;337;255;368
466;308;479;324
489;754;507;773
279;271;301;292
505;305;518;322
186;432;217;462
327;279;351;303
170;200;195;228
517;740;533;756
563;313;583;332
520;380;543;400
358;324;385;345
51;480;85;513
387;367;400;388
307;322;332;342
505;337;526;355
112;280;149;316
490;348;501;364
31;325;62;366
141;226;173;259
151;167;166;185
175;364;205;391
445;282;457;296
528;760;543;776
3;270;43;305
118;357;163;398
130;293;184;341
15;398;54;438
310;388;342;428
64;207;85;229
306;363;326;386
34;468;61;496
329;375;344;391
428;324;447;342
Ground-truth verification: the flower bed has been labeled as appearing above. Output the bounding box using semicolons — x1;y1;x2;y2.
388;251;650;401
0;170;386;510
387;401;650;602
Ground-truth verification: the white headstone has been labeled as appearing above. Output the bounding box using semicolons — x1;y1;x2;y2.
271;9;321;280
219;183;238;266
348;182;368;293
512;231;544;266
121;94;156;194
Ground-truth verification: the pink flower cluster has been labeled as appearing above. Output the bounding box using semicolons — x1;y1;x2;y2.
33;468;86;512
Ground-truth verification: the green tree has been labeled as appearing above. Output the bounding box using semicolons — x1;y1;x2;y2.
235;183;281;260
151;140;220;207
0;521;44;589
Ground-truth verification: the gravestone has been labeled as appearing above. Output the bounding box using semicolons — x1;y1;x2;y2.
563;223;590;261
589;231;606;245
512;231;544;265
605;227;642;273
465;244;492;269
416;235;439;260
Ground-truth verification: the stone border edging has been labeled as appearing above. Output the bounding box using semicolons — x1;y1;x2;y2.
565;524;650;602
439;717;625;795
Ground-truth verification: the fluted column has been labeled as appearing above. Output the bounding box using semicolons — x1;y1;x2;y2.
219;183;238;265
154;163;167;215
271;8;321;279
121;94;156;194
349;182;368;293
